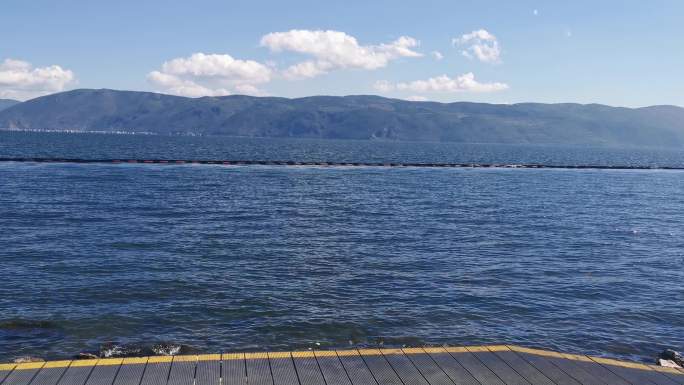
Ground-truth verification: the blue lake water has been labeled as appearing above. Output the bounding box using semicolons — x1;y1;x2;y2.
0;131;683;363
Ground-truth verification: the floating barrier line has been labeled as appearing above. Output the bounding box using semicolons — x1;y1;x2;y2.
0;157;681;170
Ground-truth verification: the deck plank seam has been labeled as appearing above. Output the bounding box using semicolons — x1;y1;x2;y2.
358;349;405;385
482;346;535;385
569;354;637;385
137;362;147;385
431;347;485;385
463;347;518;385
266;352;277;385
381;349;430;385
506;346;582;385
309;352;330;385
487;346;555;385
342;350;380;385
333;350;374;385
544;355;600;385
74;362;96;385
404;348;461;385
288;353;304;385
276;353;301;385
443;347;495;385
106;362;124;385
587;357;651;385
24;365;44;385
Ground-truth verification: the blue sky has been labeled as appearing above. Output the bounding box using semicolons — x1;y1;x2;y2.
1;0;682;106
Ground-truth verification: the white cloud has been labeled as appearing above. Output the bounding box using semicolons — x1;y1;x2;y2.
148;53;272;97
375;73;508;94
452;29;501;63
260;29;422;79
533;9;539;16
0;58;75;100
431;51;444;60
372;80;395;93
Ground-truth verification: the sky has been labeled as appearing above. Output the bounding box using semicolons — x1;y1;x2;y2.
1;0;682;107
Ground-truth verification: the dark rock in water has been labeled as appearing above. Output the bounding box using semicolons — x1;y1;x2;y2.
76;353;99;360
659;349;684;367
13;356;45;363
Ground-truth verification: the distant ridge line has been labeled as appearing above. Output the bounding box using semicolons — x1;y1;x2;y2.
0;157;681;170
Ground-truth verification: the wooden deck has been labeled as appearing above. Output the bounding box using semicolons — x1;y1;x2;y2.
1;345;682;385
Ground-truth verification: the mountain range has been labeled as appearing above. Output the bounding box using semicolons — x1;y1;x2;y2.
0;99;20;111
1;89;683;147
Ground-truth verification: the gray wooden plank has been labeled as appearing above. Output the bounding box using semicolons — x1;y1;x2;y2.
85;362;122;385
401;349;454;385
139;360;172;385
291;352;324;385
509;351;582;385
466;347;530;385
380;350;429;385
545;356;605;385
314;352;351;385
223;354;247;385
652;367;684;385
167;359;196;385
29;365;69;385
56;364;95;385
592;362;679;385
195;357;221;385
445;348;505;385
2;367;41;385
488;348;555;385
0;367;15;384
267;353;299;385
245;353;273;385
560;355;629;385
112;360;147;385
358;350;403;385
424;349;481;385
335;351;378;385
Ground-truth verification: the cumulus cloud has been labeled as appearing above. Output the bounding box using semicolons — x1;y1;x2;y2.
452;29;501;63
148;53;272;97
372;80;395;93
260;29;422;79
374;73;508;94
431;51;444;60
0;58;75;100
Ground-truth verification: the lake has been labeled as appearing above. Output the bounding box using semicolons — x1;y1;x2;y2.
0;131;682;363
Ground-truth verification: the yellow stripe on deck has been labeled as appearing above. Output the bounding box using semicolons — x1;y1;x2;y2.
267;352;292;359
147;356;173;363
244;352;269;359
197;354;221;361
43;360;72;368
122;357;148;364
